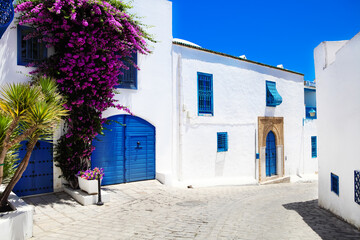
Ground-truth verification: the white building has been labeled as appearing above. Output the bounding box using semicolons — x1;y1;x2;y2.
314;32;360;229
0;0;318;196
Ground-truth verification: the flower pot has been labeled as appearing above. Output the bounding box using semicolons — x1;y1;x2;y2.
78;176;101;195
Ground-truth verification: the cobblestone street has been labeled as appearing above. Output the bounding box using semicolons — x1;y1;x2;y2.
24;180;360;240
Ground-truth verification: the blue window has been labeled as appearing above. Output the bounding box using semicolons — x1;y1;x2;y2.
331;173;339;195
311;136;317;158
355;170;360;205
17;25;47;66
266;81;282;107
217;132;228;152
198;72;213;115
117;52;137;89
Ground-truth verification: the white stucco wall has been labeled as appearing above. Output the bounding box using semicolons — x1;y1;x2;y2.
172;44;305;187
0;0;174;190
315;32;360;229
103;0;174;180
302;119;318;175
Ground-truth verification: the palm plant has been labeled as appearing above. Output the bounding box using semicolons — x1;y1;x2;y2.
0;76;67;208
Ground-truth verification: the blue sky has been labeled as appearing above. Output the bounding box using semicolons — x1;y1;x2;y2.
170;0;360;81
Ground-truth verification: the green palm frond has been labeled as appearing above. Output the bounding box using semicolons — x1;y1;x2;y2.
0;82;42;120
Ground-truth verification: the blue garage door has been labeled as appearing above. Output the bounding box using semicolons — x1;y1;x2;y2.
91;115;155;185
13;141;54;197
266;131;277;177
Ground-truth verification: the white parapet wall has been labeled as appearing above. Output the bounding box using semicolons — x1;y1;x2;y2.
0;188;34;240
315;32;360;229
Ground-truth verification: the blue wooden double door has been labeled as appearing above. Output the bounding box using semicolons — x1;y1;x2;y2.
91;115;156;185
266;131;277;176
13;141;54;197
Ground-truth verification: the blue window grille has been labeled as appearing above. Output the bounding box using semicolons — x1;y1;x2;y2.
0;0;14;39
217;132;228;152
117;52;137;89
331;173;339;196
355;170;360;205
311;136;317;158
17;25;47;66
266;81;282;107
198;72;213;115
306;107;317;119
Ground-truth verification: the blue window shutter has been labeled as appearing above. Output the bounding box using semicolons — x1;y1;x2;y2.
331;173;339;196
217;132;228;152
355;170;360;205
0;0;14;39
311;136;317;158
17;25;47;66
198;72;213;115
117;52;137;89
266;81;282;107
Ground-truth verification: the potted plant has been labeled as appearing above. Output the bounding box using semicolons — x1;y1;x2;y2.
77;167;104;195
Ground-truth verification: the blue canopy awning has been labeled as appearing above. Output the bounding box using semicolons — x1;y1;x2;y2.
266;81;282;107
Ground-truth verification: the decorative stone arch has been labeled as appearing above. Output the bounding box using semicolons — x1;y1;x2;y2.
258;117;284;182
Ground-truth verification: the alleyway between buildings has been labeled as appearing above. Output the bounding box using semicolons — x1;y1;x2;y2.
24;180;360;240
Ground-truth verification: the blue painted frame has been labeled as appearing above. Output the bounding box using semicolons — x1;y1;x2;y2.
17;25;47;66
117;52;138;89
331;172;339;196
311;136;317;158
197;72;213;116
217;132;228;152
355;170;360;205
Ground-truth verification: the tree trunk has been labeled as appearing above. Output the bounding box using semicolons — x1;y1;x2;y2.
0;139;37;208
0;127;36;185
0;118;19;185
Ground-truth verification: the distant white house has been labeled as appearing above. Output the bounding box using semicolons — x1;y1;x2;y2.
314;31;360;229
0;0;318;196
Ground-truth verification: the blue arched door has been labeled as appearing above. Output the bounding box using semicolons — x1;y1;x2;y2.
266;131;277;176
91;115;155;185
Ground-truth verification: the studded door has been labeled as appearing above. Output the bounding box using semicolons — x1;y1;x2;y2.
13;141;53;197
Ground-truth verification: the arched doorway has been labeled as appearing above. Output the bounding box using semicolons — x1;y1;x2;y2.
266;131;277;176
91;115;156;185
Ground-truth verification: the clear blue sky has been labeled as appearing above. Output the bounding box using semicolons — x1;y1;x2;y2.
170;0;360;81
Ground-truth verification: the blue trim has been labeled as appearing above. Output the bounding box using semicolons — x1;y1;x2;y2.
266;81;282;107
256;153;259;159
198;72;213;115
217;132;228;152
355;170;360;205
0;0;14;39
331;172;339;196
117;52;138;89
311;136;317;158
17;25;47;66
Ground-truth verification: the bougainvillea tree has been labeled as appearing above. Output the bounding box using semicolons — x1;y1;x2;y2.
15;0;152;187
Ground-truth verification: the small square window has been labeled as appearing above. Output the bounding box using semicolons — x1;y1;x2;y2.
331;173;339;196
217;132;228;152
117;52;137;89
17;25;47;66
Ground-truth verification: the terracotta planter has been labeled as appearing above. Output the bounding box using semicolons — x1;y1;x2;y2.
78;177;101;195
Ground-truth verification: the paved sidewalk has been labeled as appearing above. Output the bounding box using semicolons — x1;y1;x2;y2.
24;180;360;240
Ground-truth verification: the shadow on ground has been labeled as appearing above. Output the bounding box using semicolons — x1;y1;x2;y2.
283;200;360;240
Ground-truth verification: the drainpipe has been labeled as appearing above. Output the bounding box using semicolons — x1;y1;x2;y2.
177;53;183;182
